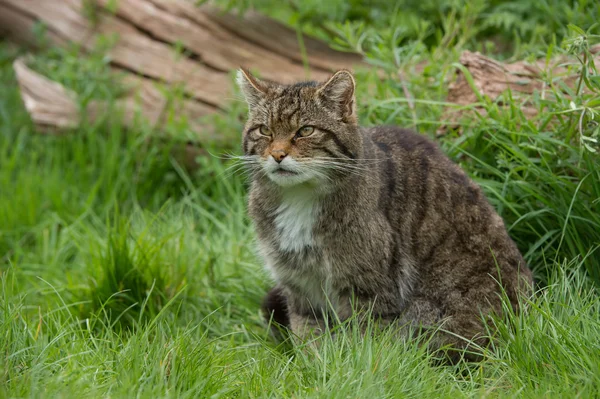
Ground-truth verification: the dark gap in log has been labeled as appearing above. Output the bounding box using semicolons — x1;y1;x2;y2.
0;5;42;46
111;66;219;110
203;8;361;74
0;5;71;54
102;8;225;75
146;1;244;73
1;0;32;18
152;1;335;73
109;59;224;109
142;1;330;82
201;10;321;78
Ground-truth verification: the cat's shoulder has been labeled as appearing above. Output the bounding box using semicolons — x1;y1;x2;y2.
362;125;443;157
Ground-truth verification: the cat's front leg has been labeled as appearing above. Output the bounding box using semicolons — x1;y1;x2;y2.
289;312;325;341
286;293;326;342
334;288;403;331
288;309;330;361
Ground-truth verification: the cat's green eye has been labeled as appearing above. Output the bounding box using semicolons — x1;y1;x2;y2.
297;126;315;137
259;126;272;136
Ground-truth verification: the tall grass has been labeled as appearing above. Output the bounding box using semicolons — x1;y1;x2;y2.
1;0;600;396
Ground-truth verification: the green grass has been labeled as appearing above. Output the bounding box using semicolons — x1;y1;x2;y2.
2;0;600;397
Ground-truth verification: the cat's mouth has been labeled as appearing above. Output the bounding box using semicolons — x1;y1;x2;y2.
264;158;315;186
272;168;299;176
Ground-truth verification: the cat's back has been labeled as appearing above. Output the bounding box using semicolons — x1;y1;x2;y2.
361;125;475;216
363;125;453;168
363;125;531;300
362;125;528;274
363;125;490;208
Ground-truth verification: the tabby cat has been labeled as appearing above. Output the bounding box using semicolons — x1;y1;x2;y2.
236;68;533;360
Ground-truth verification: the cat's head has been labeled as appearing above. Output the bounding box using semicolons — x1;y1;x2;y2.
237;69;362;188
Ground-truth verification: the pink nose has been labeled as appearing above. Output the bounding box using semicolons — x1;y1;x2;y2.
271;150;287;163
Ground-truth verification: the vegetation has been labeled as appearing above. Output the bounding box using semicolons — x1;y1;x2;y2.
1;0;599;397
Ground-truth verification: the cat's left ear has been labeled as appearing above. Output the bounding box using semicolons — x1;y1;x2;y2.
317;70;356;121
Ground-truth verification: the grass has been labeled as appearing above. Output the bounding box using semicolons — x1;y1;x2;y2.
1;0;600;397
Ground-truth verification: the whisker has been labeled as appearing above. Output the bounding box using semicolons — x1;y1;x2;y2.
216;155;264;180
302;163;369;179
305;161;372;174
311;156;385;163
218;164;252;180
208;150;262;163
309;161;371;169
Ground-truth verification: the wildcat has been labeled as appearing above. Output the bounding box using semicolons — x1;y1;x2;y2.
236;68;533;360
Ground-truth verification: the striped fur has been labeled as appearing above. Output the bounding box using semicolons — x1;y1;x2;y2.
237;69;533;361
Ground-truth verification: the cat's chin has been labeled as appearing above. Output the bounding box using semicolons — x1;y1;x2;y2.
267;170;316;187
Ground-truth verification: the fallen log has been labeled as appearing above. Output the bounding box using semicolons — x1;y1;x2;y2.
0;0;363;138
12;56;213;170
439;45;600;134
13;57;216;138
2;0;597;141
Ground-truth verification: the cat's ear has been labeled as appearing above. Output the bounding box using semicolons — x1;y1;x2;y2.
317;70;356;120
236;68;268;108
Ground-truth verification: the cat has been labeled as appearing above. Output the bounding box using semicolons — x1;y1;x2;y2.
236;68;533;360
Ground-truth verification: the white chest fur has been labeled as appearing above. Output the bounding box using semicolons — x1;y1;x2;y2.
267;190;337;310
274;190;320;252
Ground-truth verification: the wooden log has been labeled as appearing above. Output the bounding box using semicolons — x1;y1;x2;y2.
96;0;333;82
13;57;218;142
439;45;600;134
0;0;364;137
200;6;364;73
0;3;68;48
2;0;230;107
12;57;80;131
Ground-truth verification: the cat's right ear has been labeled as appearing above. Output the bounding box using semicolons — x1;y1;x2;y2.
236;68;268;108
317;70;356;122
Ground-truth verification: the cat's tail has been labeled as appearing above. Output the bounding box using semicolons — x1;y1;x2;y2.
262;286;291;335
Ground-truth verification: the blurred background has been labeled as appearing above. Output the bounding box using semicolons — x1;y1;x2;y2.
0;0;599;397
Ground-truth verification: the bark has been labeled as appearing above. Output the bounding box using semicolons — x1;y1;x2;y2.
0;0;363;139
2;0;596;140
439;45;600;134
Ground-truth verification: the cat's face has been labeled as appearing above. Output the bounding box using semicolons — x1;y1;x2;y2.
237;70;362;187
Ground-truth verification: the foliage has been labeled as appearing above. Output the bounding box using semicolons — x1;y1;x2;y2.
1;0;600;396
215;0;599;57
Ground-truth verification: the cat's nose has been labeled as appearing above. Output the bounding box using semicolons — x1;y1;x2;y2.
271;150;287;163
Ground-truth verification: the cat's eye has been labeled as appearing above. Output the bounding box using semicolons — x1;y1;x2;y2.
259;126;272;136
297;126;315;137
